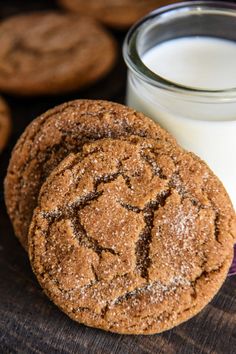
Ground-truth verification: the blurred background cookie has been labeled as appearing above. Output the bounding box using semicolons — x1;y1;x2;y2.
0;96;11;152
58;0;179;29
0;12;117;95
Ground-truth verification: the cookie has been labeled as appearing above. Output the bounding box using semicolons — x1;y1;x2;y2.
4;99;175;250
0;96;11;152
0;12;116;95
29;136;235;334
58;0;179;29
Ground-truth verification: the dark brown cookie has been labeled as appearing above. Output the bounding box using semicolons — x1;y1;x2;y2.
0;96;11;152
29;136;235;334
0;12;116;95
4;99;175;250
58;0;179;29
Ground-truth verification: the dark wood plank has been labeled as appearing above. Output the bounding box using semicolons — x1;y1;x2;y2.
0;1;236;353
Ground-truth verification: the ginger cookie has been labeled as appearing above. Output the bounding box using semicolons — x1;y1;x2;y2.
58;0;179;29
0;96;11;152
4;99;175;250
0;12;116;95
29;136;235;334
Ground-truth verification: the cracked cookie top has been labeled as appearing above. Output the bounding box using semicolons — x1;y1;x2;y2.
5;99;175;250
29;136;236;334
0;12;116;95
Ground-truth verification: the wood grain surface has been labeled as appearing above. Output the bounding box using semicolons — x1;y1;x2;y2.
0;1;236;353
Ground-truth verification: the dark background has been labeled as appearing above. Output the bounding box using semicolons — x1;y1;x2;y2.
0;1;236;353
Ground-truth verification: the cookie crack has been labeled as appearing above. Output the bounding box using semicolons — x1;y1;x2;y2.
40;168;130;260
169;171;207;210
120;172;132;189
94;172;120;189
213;212;221;244
118;201;141;213
169;171;187;199
40;190;102;226
91;264;99;282
71;215;118;257
107;275;189;311
41;191;119;257
135;189;172;280
140;152;167;179
100;304;109;319
190;258;228;299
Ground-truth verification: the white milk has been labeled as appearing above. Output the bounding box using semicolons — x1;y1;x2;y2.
142;37;236;91
127;36;236;210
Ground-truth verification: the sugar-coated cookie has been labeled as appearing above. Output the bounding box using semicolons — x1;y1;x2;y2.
5;100;175;249
29;136;235;334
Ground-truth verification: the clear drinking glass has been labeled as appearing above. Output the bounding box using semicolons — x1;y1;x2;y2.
123;1;236;275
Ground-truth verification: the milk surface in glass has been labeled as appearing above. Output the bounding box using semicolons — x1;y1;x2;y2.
127;36;236;209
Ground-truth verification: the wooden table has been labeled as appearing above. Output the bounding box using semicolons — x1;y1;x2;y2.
0;1;236;353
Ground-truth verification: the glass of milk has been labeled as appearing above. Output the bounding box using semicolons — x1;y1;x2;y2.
123;1;236;211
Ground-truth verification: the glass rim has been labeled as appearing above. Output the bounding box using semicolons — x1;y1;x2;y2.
123;1;236;101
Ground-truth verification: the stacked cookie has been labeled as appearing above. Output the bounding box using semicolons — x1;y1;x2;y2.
5;100;236;334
